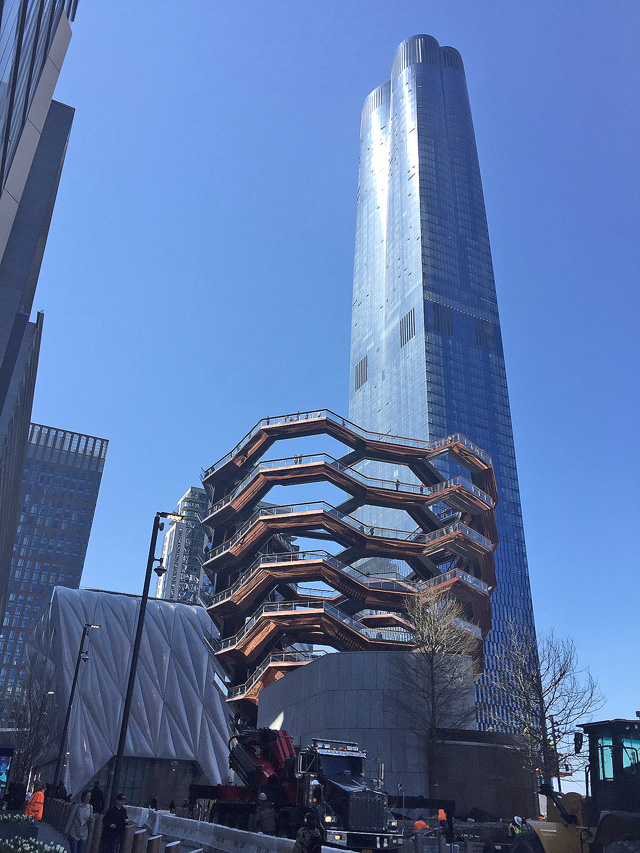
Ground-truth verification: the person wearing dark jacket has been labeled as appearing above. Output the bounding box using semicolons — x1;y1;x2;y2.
254;793;276;835
293;814;322;853
100;794;129;853
90;782;104;814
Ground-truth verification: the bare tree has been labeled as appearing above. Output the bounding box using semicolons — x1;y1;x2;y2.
396;589;478;798
493;624;604;784
3;674;57;784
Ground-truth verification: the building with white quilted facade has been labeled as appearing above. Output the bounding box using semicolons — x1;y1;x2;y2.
25;586;231;805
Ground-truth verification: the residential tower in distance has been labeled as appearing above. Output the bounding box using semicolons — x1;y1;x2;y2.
155;486;212;605
348;35;536;728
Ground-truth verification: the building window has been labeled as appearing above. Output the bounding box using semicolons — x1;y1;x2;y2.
354;356;368;391
433;302;454;336
399;308;416;348
474;318;495;349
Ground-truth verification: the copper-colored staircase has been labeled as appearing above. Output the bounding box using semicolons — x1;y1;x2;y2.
200;410;498;718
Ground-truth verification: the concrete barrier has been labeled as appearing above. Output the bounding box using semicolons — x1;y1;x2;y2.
146;835;163;853
88;813;104;853
121;823;136;853
126;807;357;853
85;812;99;853
132;828;148;853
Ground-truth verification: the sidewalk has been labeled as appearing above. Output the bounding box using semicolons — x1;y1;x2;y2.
36;821;70;851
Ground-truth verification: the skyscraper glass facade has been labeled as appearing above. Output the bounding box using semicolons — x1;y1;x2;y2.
348;35;536;727
156;486;212;605
0;0;77;185
0;0;76;616
0;423;107;708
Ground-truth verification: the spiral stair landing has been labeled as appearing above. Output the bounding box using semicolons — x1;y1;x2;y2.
200;411;498;718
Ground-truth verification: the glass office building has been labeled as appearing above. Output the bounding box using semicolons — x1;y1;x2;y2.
348;35;536;727
0;0;78;187
0;1;78;616
0;423;107;709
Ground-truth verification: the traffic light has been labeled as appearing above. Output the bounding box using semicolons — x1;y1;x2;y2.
574;731;584;754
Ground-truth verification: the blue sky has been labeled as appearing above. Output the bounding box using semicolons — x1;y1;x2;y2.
32;1;639;720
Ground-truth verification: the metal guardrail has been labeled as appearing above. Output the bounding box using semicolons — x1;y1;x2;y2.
202;503;493;564
214;598;414;653
202;409;492;479
199;457;492;523
227;650;326;699
204;549;489;611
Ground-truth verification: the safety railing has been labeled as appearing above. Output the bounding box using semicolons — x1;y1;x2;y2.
421;567;489;595
214;598;414;653
201;409;492;479
199;456;492;522
204;549;419;609
452;618;482;640
227;650;326;699
203;502;493;564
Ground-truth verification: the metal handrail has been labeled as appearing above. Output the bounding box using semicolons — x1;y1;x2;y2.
205;550;488;611
214;598;414;652
199;456;492;522
227;650;325;699
203;502;493;564
204;549;420;609
202;409;491;479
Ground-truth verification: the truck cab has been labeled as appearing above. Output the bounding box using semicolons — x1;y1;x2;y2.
297;738;403;851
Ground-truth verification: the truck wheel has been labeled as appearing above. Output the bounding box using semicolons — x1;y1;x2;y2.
510;832;546;853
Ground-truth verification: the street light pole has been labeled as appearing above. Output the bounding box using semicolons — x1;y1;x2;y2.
105;511;182;807
54;624;99;787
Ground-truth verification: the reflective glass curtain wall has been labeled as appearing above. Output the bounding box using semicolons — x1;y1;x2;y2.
0;0;77;186
349;35;536;728
0;423;107;708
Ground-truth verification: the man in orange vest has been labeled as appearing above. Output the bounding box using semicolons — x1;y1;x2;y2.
414;818;430;831
438;808;448;837
24;780;44;821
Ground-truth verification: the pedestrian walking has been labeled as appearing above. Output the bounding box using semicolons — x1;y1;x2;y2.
100;793;129;853
293;814;322;853
65;790;94;853
24;780;44;821
90;781;104;814
395;479;400;491
254;793;276;835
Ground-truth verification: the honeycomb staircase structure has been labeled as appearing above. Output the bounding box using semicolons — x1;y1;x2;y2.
200;410;498;721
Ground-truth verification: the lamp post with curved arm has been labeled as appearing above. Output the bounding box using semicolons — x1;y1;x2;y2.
54;623;100;787
104;510;184;807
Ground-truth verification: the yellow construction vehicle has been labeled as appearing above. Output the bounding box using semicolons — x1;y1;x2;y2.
511;719;640;853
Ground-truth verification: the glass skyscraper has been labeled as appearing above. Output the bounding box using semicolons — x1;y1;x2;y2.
348;35;536;727
0;423;107;710
0;1;78;616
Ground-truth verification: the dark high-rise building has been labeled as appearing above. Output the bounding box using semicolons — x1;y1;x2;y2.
0;423;107;706
0;2;79;615
348;35;536;727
